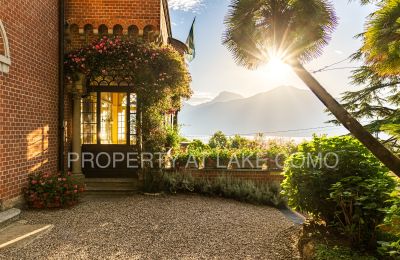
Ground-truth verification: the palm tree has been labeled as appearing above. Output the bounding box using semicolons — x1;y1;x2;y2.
223;0;400;176
360;0;400;76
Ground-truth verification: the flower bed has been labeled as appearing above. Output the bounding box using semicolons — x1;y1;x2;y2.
24;172;85;209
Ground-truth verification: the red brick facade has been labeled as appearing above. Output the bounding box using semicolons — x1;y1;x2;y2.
0;0;173;209
0;0;60;209
65;0;171;50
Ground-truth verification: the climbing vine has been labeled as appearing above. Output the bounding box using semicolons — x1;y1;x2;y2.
65;36;192;151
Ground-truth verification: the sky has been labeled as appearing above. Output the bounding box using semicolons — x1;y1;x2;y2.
168;0;377;105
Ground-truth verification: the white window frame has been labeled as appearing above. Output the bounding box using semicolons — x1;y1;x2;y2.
0;20;11;73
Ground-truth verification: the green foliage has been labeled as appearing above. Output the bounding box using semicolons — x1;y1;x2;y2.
329;176;395;248
359;0;400;76
165;126;182;150
282;135;395;223
230;134;250;149
223;0;337;69
338;65;400;153
187;139;209;152
314;244;377;260
377;190;400;258
161;172;286;208
24;172;84;209
65;37;192;153
142;170;164;193
209;131;229;149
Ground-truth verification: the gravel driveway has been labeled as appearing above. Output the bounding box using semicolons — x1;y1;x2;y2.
0;194;301;259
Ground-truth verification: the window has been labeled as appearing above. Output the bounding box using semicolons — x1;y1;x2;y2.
81;93;97;144
98;24;108;36
82;91;137;145
113;24;123;36
129;93;137;145
0;20;11;73
100;93;127;144
128;25;139;39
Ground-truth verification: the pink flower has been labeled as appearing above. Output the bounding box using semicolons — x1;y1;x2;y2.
31;180;37;185
74;190;78;193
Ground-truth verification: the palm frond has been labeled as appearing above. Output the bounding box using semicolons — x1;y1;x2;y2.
223;0;337;69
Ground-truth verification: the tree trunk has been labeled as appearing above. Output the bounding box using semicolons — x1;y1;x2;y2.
292;60;400;177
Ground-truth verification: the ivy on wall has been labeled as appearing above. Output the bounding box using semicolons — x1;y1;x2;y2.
65;36;192;151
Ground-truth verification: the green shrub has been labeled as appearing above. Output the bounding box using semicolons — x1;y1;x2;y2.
230;135;250;149
329;176;395;248
165;126;182;150
188;139;209;152
209;131;229;149
174;150;204;169
282;136;397;250
24;172;84;209
378;190;400;258
282;136;394;222
142;170;164;193
161;172;286;208
314;244;377;260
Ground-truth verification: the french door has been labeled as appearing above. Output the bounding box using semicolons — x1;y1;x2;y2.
81;91;139;178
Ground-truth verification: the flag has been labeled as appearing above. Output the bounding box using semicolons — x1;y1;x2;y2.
185;17;196;62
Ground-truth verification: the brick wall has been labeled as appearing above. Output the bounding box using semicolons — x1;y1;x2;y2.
0;0;60;209
65;0;169;50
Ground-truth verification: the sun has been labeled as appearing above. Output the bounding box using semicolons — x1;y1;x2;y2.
254;55;293;83
264;56;292;78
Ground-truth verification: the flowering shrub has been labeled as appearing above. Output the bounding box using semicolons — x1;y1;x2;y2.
65;37;192;153
24;172;85;209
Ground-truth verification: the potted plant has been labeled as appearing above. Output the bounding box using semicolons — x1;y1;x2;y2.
204;149;231;169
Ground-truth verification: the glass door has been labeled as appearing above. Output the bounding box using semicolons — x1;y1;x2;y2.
82;92;137;145
99;93;127;144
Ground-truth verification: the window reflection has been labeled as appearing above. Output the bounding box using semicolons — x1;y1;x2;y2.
81;92;137;145
81;93;97;144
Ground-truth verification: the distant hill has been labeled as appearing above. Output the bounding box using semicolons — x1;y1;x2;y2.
179;86;344;137
208;91;243;104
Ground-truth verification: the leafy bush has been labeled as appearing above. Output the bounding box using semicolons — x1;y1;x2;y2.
314;244;377;260
230;134;251;149
142;169;165;193
24;172;84;209
329;176;395;248
165;126;182;150
174;150;204;169
161;172;286;208
188;139;209;152
282;136;395;222
378;190;400;258
209;131;229;148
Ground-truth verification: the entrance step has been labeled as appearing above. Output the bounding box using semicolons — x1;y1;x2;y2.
84;178;141;192
0;222;53;249
0;208;21;229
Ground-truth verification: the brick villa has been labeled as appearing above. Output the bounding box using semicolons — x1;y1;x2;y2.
0;0;187;210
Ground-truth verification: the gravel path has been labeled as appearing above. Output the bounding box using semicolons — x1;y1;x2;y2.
1;194;301;259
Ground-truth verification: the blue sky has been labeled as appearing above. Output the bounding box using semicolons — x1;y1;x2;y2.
168;0;376;105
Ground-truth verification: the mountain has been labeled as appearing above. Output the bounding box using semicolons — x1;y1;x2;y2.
179;86;345;137
208;91;243;104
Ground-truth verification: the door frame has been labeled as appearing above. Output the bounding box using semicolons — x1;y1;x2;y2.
81;84;141;178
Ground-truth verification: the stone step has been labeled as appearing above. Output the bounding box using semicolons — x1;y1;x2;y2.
0;208;21;229
84;178;141;192
0;222;53;249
